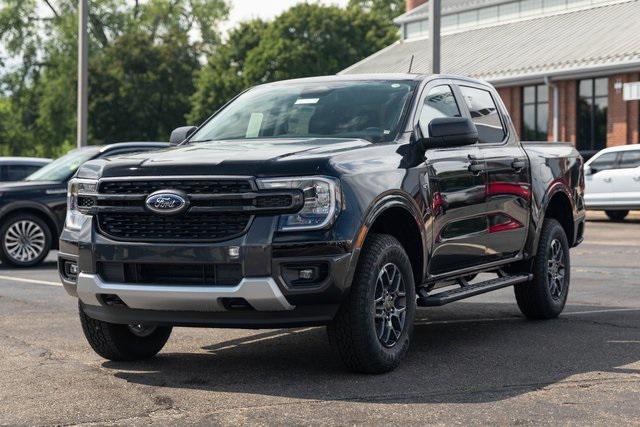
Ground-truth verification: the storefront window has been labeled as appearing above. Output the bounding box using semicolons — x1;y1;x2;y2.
522;84;548;140
577;78;608;152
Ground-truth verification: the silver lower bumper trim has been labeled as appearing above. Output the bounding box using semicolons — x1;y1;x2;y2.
76;273;295;312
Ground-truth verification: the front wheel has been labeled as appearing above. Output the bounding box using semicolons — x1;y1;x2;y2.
79;303;172;361
514;218;570;319
328;234;416;374
605;210;629;221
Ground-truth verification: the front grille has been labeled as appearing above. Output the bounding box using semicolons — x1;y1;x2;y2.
99;262;242;286
99;179;252;195
256;194;293;208
98;212;251;242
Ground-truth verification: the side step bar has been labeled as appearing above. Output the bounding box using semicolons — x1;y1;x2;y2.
417;273;532;307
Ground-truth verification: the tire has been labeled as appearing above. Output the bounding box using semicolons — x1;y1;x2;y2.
605;210;629;221
327;233;416;374
79;302;172;361
514;218;570;319
0;213;52;267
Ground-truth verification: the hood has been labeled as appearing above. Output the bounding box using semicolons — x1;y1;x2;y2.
77;138;373;179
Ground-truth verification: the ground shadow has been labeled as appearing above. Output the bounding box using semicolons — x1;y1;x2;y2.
586;217;640;224
103;301;640;404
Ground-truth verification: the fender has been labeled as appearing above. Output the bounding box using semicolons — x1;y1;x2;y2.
0;201;62;238
525;181;575;257
346;191;429;287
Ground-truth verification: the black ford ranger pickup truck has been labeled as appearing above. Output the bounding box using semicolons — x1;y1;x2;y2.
59;74;585;373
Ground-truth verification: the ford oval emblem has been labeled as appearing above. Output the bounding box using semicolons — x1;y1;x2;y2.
145;190;189;215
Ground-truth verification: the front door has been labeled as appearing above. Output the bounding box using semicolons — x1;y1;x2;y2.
417;82;488;275
585;151;619;208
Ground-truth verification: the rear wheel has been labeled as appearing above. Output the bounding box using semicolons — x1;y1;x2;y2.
514;218;570;319
79;303;172;361
605;210;628;221
0;213;52;267
327;234;416;374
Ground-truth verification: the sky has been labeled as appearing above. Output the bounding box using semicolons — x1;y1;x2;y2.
225;0;349;29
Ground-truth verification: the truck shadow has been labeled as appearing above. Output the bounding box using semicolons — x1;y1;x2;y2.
103;302;640;404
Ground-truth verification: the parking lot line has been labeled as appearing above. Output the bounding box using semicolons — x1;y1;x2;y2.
0;275;62;287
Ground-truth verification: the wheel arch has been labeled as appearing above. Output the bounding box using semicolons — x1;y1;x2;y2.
351;192;428;287
528;184;575;255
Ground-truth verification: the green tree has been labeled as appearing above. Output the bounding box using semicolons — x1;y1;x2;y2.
243;4;399;84
189;3;402;121
348;0;406;22
188;19;267;124
0;0;229;155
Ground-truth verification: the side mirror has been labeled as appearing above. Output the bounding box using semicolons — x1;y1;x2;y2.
584;165;592;176
170;126;197;145
418;117;479;149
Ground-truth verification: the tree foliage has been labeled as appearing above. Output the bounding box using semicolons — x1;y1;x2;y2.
189;2;402;123
1;0;401;156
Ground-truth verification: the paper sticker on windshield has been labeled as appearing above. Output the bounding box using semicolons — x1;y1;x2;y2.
295;98;320;105
246;113;263;138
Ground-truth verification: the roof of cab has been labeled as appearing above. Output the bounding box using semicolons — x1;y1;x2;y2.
0;157;52;165
260;73;490;87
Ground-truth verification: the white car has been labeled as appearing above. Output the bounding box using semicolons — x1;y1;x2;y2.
584;144;640;221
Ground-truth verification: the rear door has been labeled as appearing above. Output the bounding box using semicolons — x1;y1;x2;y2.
614;149;640;207
418;80;487;275
585;151;619;207
458;83;531;263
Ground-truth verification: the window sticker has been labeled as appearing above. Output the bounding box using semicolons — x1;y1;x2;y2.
245;113;264;138
295;98;320;105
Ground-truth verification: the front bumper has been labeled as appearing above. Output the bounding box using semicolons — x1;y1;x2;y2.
59;215;355;327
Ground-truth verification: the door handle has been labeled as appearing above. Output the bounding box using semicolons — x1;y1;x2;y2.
603;177;613;183
633;176;640;182
467;160;484;175
511;159;526;172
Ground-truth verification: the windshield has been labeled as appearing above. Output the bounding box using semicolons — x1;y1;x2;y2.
190;80;417;143
25;147;100;182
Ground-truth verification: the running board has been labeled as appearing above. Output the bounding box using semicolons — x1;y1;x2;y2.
417;273;532;307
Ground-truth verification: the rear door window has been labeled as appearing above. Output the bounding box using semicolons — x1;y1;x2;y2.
618;150;640;169
459;86;506;144
5;165;41;181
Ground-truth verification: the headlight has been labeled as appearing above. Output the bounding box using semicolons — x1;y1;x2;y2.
257;177;341;231
66;178;97;230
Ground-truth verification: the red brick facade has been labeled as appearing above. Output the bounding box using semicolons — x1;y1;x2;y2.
498;73;640;149
406;0;428;11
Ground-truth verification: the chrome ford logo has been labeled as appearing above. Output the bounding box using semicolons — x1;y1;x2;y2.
145;190;189;215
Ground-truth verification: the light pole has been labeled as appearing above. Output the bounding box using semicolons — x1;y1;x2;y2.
77;0;88;148
429;0;441;74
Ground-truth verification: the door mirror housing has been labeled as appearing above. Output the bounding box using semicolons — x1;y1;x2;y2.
170;126;197;145
418;117;479;149
584;165;592;176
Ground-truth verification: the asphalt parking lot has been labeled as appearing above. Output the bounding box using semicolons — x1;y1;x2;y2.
1;212;639;426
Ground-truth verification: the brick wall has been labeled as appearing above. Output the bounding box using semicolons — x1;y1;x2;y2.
406;0;428;10
608;73;640;147
556;80;577;144
497;86;522;137
493;73;639;148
